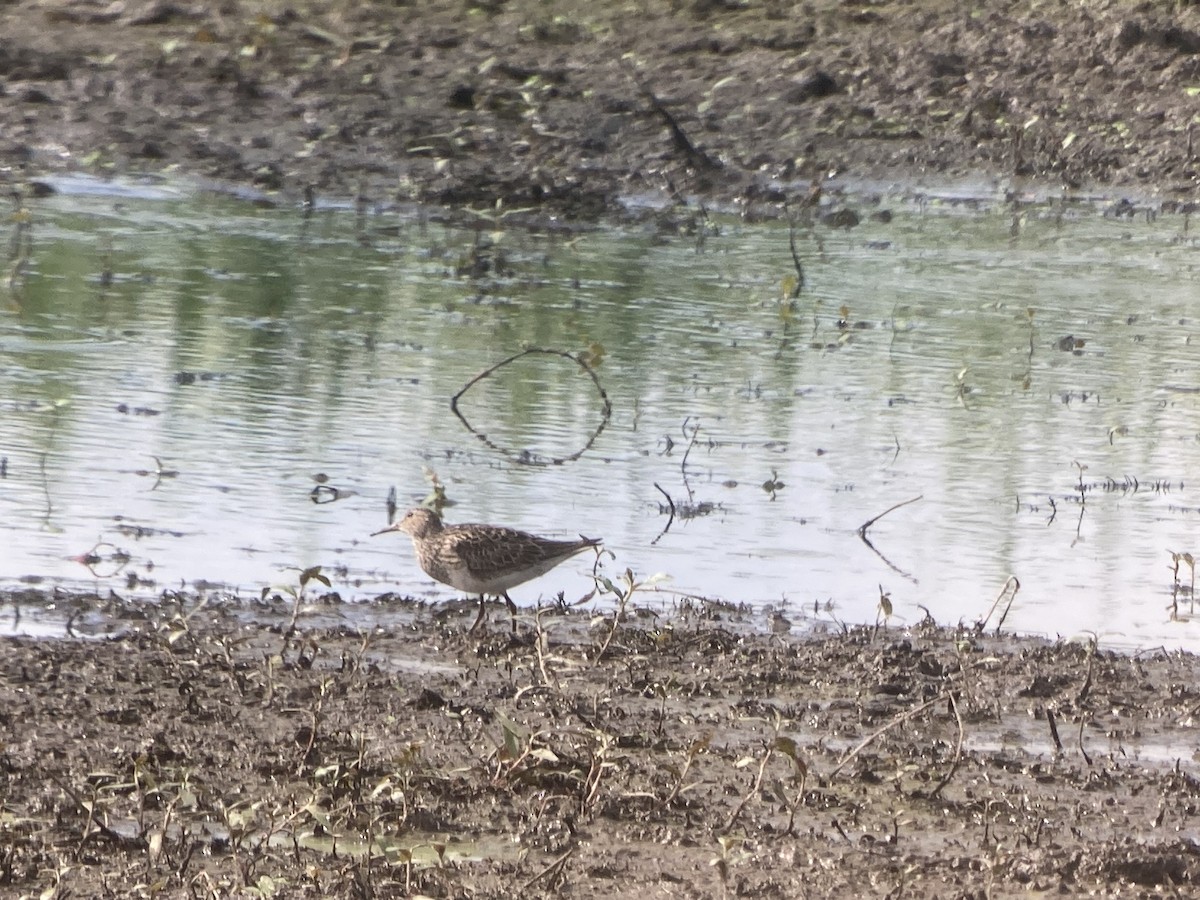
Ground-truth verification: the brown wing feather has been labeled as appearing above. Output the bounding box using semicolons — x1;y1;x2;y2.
446;526;590;580
451;527;533;578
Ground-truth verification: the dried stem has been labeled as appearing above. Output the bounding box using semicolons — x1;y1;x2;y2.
925;692;964;799
450;348;612;465
828;692;947;778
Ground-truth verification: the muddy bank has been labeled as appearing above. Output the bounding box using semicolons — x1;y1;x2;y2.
5;1;1200;894
2;589;1200;897
2;1;1200;217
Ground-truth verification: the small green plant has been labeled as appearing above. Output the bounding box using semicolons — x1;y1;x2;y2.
420;466;449;514
661;732;711;809
710;834;746;900
773;735;810;835
725;710;795;831
592;566;670;663
159;593;212;646
580;727;616;815
264;565;331;645
489;713;564;788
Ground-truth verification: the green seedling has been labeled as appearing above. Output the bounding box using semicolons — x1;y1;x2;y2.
263;566;331;649
592;566;670;663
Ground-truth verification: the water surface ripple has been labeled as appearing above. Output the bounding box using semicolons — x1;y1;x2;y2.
3;182;1200;651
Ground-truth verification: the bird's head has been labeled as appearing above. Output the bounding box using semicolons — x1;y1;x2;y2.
371;507;443;540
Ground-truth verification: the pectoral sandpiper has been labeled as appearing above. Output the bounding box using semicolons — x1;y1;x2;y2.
372;507;600;633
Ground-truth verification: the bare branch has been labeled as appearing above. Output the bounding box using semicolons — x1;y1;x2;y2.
450;347;612;466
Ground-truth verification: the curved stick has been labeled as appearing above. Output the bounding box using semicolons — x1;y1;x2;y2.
858;495;922;584
650;482;676;546
924;692;964;799
979;575;1020;634
450;348;612;466
858;495;922;539
679;417;700;502
828;692;946;778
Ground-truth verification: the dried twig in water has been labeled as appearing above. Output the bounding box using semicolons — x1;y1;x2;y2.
858;495;922;540
450;347;612;466
888;298;901;357
38;450;53;522
857;495;922;583
651;482;676;545
978;575;1020;635
786;213;805;299
679;417;701;502
1021;307;1036;389
7;189;32;293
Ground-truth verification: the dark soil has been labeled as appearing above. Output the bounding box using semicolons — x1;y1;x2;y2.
3;0;1200;218
3;590;1200;897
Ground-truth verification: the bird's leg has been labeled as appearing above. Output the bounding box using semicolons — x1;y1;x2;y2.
468;594;487;635
502;592;517;633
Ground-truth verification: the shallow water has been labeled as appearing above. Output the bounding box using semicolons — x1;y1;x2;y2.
3;177;1200;651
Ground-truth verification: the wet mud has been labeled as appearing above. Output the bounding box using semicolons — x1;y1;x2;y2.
3;1;1200;217
3;590;1200;897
